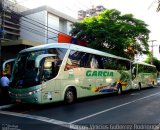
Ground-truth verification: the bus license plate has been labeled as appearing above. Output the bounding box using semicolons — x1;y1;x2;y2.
16;99;21;103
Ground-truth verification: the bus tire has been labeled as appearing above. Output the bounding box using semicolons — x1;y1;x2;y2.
138;82;141;90
64;87;76;104
152;81;154;87
117;84;122;95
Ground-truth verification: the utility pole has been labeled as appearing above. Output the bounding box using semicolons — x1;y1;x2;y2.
149;40;157;65
0;0;4;75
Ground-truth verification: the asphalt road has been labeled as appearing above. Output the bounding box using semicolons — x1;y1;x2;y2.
0;86;160;130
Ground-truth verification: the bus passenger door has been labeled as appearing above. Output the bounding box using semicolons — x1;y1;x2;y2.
36;54;61;103
131;64;138;89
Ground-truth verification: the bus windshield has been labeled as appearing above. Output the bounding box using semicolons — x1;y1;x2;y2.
10;48;67;88
11;50;46;88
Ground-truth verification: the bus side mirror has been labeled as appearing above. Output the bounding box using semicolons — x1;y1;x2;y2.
2;59;15;76
3;59;15;71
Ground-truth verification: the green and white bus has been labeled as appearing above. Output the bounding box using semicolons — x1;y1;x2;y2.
131;61;157;90
9;43;134;104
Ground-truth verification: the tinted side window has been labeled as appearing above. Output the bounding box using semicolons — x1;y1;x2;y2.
145;66;157;73
138;65;153;73
65;50;91;70
90;55;104;69
95;55;104;69
152;67;157;73
80;53;91;67
65;50;130;71
117;59;130;70
138;64;143;73
103;57;117;70
103;57;130;70
48;48;67;60
90;55;98;69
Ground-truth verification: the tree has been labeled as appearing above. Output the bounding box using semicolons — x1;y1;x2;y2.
157;0;160;12
145;54;160;72
70;9;150;59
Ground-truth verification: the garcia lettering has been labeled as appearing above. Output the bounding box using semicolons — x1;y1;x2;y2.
86;70;113;77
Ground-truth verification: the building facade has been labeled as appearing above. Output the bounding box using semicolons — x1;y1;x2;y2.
1;3;76;63
0;0;27;42
78;5;106;20
20;6;77;44
0;0;29;69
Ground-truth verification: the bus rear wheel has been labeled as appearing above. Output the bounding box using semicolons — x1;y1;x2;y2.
117;84;122;95
138;82;141;90
152;81;154;87
64;88;76;104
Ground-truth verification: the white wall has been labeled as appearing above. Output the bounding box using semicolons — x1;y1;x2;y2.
20;10;75;44
20;11;47;44
59;18;67;34
59;19;73;35
67;21;73;35
47;13;59;43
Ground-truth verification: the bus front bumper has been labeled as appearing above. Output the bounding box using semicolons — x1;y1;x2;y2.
9;91;41;104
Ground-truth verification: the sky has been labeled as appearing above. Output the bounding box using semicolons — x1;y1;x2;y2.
14;0;160;60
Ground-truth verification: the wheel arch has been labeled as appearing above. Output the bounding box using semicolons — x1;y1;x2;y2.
62;85;77;101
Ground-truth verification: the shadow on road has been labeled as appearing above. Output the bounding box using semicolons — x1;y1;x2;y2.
0;86;157;113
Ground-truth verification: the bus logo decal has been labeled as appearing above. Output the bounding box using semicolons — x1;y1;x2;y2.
79;80;128;93
86;70;114;77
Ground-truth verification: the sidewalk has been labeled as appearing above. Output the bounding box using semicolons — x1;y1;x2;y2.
0;89;11;105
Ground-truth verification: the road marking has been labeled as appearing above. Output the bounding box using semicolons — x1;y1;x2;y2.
0;104;15;110
70;92;160;124
0;110;81;129
154;123;160;130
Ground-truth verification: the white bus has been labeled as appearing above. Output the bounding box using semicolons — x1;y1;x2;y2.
131;61;157;90
8;43;134;104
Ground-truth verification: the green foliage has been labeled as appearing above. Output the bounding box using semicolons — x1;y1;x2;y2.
157;2;160;12
70;9;150;59
145;55;160;72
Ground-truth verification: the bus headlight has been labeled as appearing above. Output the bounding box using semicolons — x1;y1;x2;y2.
28;92;33;95
28;87;44;96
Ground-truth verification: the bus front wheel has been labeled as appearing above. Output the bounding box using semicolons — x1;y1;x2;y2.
64;88;76;104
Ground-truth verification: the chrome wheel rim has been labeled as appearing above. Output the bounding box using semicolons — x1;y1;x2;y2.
66;91;74;103
118;87;121;94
